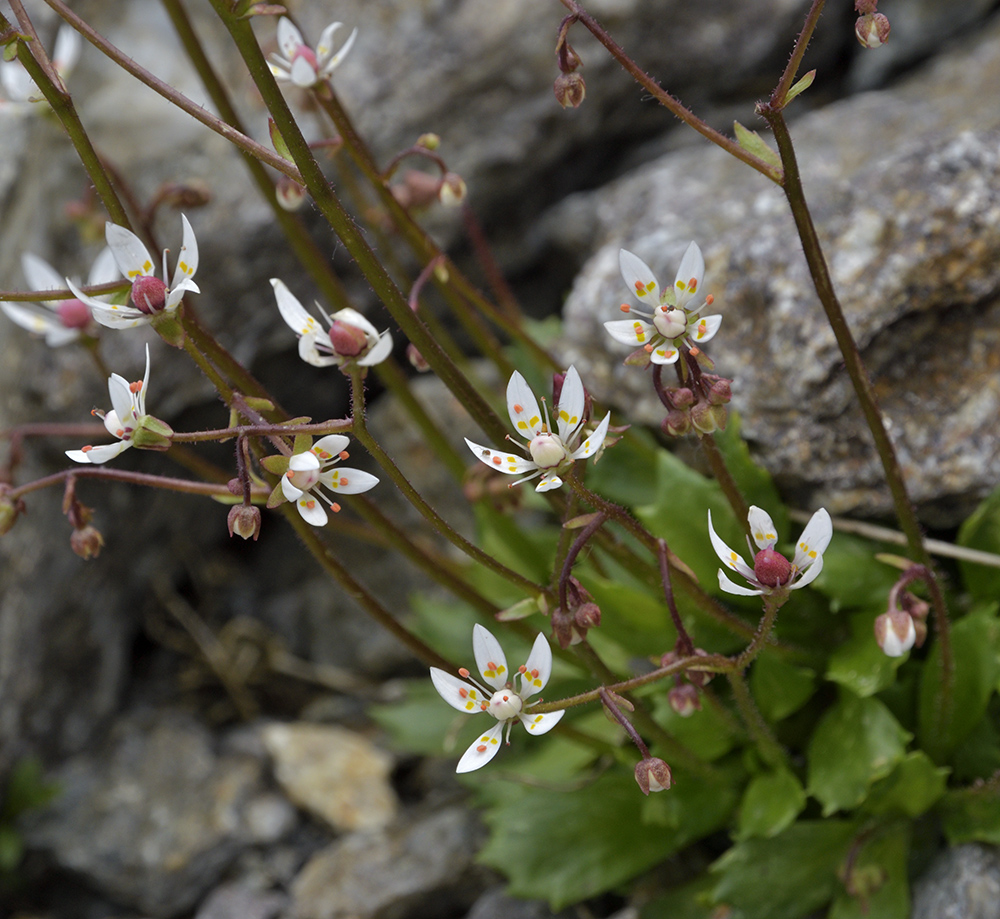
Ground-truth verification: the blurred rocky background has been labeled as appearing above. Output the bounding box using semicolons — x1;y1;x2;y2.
2;0;1000;916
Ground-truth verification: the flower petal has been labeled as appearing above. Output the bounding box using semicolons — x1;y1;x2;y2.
276;17;304;60
747;506;778;551
21;253;63;298
535;472;563;492
430;668;486;713
289;56;318;87
65;441;132;464
315;21;344;61
506;371;544;438
604;318;655;347
792;508;833;572
519;632;553;698
456;722;505;773
707;510;755;579
1;302;66;340
106;223;155;281
271;278;323;338
718;569;765;597
673;241;705;308
331;306;379;341
170;214;199;289
555;365;584;442
358;329;393;366
473;623;509;690
320;467;379;495
87;246;121;286
294;493;329;526
649;343;680;365
619;249;660;305
519;709;564;735
87;305;148;329
297;332;341;367
689;313;722;344
319;26;357;77
791;553;824;590
52;24;82;76
570;412;611;461
107;373;134;428
464;438;536;476
312;434;350;459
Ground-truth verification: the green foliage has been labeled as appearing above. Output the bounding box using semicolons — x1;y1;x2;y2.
829;823;910;919
957;484;1000;600
826;610;906;697
713;414;787;536
863;751;948;818
811;533;900;611
939;782;1000;845
750;652;816;721
0;758;60;877
736;767;806;839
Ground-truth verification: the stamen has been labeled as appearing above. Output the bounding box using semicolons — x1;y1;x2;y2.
644;344;653;353
620;304;631;313
129;381;142;394
705;294;714;305
458;668;470;677
339;451;349;460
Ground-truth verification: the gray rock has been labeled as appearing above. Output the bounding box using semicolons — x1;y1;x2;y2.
194;883;288;919
552;14;1000;524
290;807;485;919
912;844;1000;919
464;886;564;919
22;709;280;917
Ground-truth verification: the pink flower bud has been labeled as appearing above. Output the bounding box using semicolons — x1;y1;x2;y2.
874;609;916;657
573;602;601;631
328;319;369;357
672;387;695;408
228;504;262;541
635;756;672;795
856;12;890;48
406;343;430;372
668;683;700;717
854;0;877;14
276;175;307;211
131;275;168;314
899;591;930;621
690;401;718;434
661;409;691;437
754;548;792;587
708;379;732;405
57;298;92;329
554;72;586;109
438;173;467;207
70;524;105;559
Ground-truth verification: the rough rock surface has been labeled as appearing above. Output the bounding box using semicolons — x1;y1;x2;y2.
553;13;1000;524
912;844;1000;919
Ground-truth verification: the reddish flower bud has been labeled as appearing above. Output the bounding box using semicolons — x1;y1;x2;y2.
70;524;104;559
899;591;930;621
690;401;718;434
672;387;695;408
573;602;601;631
227;477;243;497
856;12;890;48
406;343;430;372
276;175;307;211
662;409;691;437
131;275;168;314
854;0;878;14
668;683;701;718
554;72;586;109
754;548;792;587
328;319;369;357
57;299;92;329
708;379;732;405
228;504;262;541
874;609;916;657
635;756;672;795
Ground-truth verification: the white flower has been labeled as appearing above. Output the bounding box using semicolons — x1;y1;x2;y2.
66;344;153;464
604;241;722;366
464;367;611;492
268;17;357;88
430;624;564;773
1;23;81;106
708;506;833;597
270;279;392;369
67;216;199;329
278;434;379;527
1;248;117;346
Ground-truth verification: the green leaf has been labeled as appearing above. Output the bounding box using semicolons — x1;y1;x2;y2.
712;414;786;535
957;483;1000;600
479;770;696;908
650;695;739;762
736;767;806;839
474;505;555;585
586;429;660;508
811;533;899;611
784;69;816;106
640;875;717;919
950;710;1000;782
939;782;1000;845
750;653;816;721
639;761;743;838
260;454;290;475
0;826;23;873
1;758;59;818
370;679;469;756
918;605;1000;762
710;820;857;919
829;823;910;919
807;691;911;815
863;752;949;818
826;610;905;697
733;121;783;172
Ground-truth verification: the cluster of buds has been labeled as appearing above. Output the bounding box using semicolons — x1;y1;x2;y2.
875;589;929;657
660;369;732;437
660;648;714;717
390;168;467;211
553;16;585;108
855;0;890;49
63;479;104;560
551;576;602;649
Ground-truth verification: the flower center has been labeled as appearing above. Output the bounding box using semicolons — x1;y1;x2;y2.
287;466;321;492
292;45;318;67
652;307;687;340
131;276;169;314
528;433;568;469
753;548;792;587
56;298;92;329
488;690;523;722
329;319;369;357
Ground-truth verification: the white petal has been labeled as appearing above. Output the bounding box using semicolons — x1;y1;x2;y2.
689;314;722;344
312;434;350;459
707;510;755;579
66;277;114;314
718;569;765;597
106;223;154;281
280;472;303;502
430;668;487;714
65;441;131;464
473;623;510;690
295;493;329;526
21;253;63;299
506;371;544;438
52;24;81;76
170;214;199;289
747;506;778;551
1;302;63;338
44;325;82;347
320;467;379;495
519;632;553;698
571;412;611;461
464;438;536;476
1;61;34;102
649;343;681;365
298;332;341;368
268;58;291;81
315;21;343;61
87;246;121;286
792;508;833;572
619;249;661;305
88;306;148;329
107;373;134;426
535;472;563;492
289;451;320;473
165;277;199;311
604;318;655;347
455;722;505;773
555;366;584;442
102;409;123;439
318;26;357;77
519;709;564;735
790;553;824;590
271;278;323;337
673;241;705;308
276;17;304;60
358;329;393;366
137;343;151;415
289;56;318;87
331;306;380;341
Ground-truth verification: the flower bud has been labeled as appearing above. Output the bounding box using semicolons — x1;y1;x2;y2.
553;72;586;109
690;401;717;434
0;486;25;536
685;648;715;687
228;504;262;541
70;524;104;559
754;548;792;587
276;175;307;211
416;133;440;150
57;299;92;330
227;477;243;497
661;409;691;437
899;591;930;621
574;602;601;631
150;308;187;348
708;378;732;405
874;609;916;657
913;619;928;648
329;319;369;357
132;415;174;451
854;0;877;12
856;12;890;48
392;170;441;210
406;343;430;372
635;756;672;795
155;180;212;210
668;683;700;718
672;387;695;409
438;173;467;207
131;275;168;314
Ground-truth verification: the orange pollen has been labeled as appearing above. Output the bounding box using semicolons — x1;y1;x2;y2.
82;445;93;453
115;428;124;438
458;687;468;698
518;665;526;673
705;294;714;305
90;409;100;417
644;344;654;353
129;381;142;393
487;661;497;671
502;694;509;702
305;500;316;509
530;669;539;678
688;277;698;291
339;451;349;459
690;346;701;357
477;744;487;753
492;456;502;466
340;477;349;486
458;667;470;677
480;702;489;711
331;502;341;513
634;281;643;292
513;403;523;413
620;303;630;312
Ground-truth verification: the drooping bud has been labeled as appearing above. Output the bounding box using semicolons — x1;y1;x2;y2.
874;609;916;657
856;12;890;48
57;299;92;329
690;401;718;434
227;477;243;497
754;548;792;587
438;173;467;207
672;387;695;409
276;175;307;211
406;343;430;372
130;275;169;314
392;170;441;210
416;133;441;150
329;319;369;357
553;72;586;109
70;524;105;559
0;486;25;536
899;591;930;621
573;601;601;632
662;409;692;437
708;378;732;405
668;683;701;717
228;504;262;541
634;756;672;795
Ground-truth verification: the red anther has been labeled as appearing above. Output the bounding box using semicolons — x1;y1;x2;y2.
458;687;468;698
82;445;93;452
518;665;526;673
480;702;488;710
331;502;341;513
458;667;470;677
477;744;487;753
530;669;539;678
705;294;714;305
644;344;654;353
305;500;316;509
492;456;502;466
513;403;523;413
688;277;698;291
340;477;349;486
634;281;643;292
502;694;509;701
689;347;701;357
90;409;100;417
620;304;631;312
339;451;349;459
129;381;142;393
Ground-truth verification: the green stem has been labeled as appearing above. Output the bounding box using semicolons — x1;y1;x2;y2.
699;433;750;537
728;667;787;769
770;0;826;109
11;465;266;500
